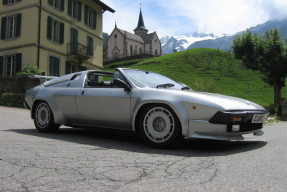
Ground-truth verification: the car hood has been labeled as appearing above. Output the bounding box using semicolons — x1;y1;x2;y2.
190;91;264;110
158;89;265;111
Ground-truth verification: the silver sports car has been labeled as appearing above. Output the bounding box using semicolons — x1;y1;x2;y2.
24;68;269;148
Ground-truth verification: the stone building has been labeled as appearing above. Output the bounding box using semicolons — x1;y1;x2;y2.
106;8;161;62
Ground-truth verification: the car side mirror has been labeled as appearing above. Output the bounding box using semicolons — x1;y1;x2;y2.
113;78;131;92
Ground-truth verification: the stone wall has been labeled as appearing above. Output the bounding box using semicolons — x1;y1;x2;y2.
0;76;40;108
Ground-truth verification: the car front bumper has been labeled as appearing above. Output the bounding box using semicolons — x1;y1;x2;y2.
187;119;264;141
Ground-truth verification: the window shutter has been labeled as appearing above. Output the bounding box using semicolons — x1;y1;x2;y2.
74;29;78;42
87;36;93;56
49;56;54;76
79;66;87;71
59;22;64;44
15;53;22;73
55;57;59;76
0;56;3;75
84;5;88;25
3;0;8;5
48;0;52;6
78;1;82;21
65;61;71;74
47;16;52;40
60;0;64;11
49;56;60;76
93;11;97;29
68;0;72;16
1;17;7;39
16;14;21;37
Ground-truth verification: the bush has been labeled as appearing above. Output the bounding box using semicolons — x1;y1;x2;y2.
16;64;42;76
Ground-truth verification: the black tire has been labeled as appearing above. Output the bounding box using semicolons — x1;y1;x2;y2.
139;104;183;148
33;101;60;133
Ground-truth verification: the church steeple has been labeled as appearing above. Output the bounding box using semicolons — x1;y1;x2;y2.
134;6;148;36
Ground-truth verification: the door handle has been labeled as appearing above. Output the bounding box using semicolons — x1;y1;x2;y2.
81;91;85;95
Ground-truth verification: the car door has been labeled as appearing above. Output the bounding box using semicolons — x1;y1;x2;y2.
75;87;132;129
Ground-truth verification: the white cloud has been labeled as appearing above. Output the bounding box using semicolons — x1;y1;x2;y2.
103;0;287;37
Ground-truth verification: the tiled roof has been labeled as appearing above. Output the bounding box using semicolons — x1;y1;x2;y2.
117;28;144;43
141;32;155;43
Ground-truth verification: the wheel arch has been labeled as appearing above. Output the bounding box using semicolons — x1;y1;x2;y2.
133;102;186;135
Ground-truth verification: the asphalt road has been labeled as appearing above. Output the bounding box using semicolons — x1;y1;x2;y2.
0;106;287;192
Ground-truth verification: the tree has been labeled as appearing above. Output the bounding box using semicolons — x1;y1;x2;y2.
16;64;42;76
233;28;287;116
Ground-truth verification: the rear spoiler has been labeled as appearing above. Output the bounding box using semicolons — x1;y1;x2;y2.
28;74;58;84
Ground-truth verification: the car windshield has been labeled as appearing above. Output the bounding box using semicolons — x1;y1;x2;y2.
123;69;185;89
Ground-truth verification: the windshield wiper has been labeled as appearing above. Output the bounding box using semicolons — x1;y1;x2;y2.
181;86;191;90
156;83;175;88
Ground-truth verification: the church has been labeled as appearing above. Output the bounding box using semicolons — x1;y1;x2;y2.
105;8;161;62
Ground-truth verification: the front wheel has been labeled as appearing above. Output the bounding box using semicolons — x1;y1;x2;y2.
33;101;60;133
139;104;183;148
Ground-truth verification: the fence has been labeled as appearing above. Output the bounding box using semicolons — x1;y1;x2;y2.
0;76;40;108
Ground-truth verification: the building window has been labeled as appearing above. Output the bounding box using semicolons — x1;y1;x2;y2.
3;0;21;5
84;6;97;29
49;56;60;76
48;0;64;11
47;16;64;44
130;45;133;56
68;0;81;21
0;53;22;77
87;36;93;56
65;61;78;74
1;14;21;40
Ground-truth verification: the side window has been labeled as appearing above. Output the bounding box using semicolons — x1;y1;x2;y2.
113;70;129;85
86;72;114;87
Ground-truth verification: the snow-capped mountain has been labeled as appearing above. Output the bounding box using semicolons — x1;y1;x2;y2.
160;32;223;55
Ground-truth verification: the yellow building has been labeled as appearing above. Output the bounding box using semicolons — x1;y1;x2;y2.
0;0;114;77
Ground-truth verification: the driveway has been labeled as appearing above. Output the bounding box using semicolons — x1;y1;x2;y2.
0;106;287;192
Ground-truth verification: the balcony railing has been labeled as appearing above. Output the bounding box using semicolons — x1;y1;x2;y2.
67;43;89;61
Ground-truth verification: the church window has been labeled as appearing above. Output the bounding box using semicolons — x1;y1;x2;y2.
130;45;133;55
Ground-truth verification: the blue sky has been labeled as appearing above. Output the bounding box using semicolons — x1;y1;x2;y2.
102;0;287;37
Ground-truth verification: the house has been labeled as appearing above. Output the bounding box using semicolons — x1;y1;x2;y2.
0;0;114;77
106;8;161;62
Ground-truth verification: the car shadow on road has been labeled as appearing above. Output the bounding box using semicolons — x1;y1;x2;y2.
8;127;267;157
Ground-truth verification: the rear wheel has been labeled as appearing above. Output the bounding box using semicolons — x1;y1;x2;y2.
33;101;60;133
139;104;183;148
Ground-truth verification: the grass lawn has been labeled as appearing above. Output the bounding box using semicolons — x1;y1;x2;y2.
106;48;287;109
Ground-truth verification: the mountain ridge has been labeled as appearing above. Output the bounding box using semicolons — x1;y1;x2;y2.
160;19;287;54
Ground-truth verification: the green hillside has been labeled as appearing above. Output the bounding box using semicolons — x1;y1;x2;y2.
106;48;287;108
